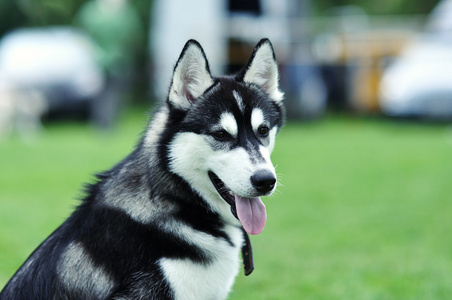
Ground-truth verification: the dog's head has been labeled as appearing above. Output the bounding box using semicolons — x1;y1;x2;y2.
166;39;284;235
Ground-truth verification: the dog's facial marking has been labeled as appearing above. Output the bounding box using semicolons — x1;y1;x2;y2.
251;108;265;133
233;90;245;112
57;242;114;298
219;112;238;138
250;107;279;152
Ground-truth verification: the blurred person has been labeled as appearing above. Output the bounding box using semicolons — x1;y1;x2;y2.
0;74;47;142
75;0;142;129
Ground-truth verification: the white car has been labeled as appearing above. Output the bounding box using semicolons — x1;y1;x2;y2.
0;27;104;116
379;0;452;119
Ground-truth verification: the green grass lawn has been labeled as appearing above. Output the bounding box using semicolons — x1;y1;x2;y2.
1;108;452;299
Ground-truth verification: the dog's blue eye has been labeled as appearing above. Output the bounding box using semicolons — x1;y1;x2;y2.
212;130;230;140
258;125;269;137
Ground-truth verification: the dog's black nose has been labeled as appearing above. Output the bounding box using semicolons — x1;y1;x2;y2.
251;169;276;194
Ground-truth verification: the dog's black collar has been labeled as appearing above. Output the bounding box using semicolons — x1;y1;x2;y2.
208;171;238;218
242;228;254;276
208;171;254;275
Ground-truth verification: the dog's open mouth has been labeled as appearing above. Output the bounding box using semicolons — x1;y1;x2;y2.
208;171;267;235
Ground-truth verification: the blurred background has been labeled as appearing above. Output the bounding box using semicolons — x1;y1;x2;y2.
1;0;451;132
1;0;452;298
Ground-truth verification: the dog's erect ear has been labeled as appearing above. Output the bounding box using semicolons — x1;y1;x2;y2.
168;40;214;110
240;39;284;103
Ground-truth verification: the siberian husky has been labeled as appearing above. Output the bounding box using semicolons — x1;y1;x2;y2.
0;38;285;300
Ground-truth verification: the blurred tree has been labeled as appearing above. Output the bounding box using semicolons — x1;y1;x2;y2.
0;0;151;34
313;0;440;15
0;1;27;37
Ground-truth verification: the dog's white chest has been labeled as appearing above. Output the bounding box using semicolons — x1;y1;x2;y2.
159;227;243;300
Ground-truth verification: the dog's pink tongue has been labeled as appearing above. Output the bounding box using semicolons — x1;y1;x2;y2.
235;195;267;235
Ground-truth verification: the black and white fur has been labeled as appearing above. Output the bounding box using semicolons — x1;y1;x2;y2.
0;38;285;300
